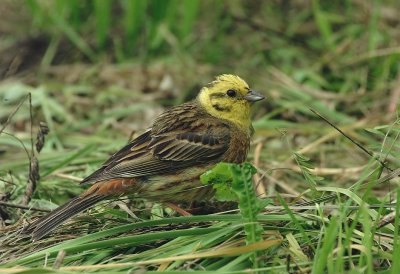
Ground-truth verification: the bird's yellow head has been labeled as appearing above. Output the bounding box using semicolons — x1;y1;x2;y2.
197;74;264;132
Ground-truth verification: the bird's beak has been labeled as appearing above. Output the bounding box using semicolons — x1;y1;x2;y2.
244;90;265;102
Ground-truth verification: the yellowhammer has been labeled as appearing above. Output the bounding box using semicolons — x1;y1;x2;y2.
25;74;264;240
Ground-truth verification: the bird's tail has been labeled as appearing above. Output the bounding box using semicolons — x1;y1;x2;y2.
24;194;107;241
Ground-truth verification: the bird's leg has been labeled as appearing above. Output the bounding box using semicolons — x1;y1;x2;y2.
163;202;192;216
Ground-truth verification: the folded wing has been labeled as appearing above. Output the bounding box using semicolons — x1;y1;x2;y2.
81;112;230;184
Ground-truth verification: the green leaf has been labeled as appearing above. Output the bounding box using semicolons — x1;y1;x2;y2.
200;162;237;201
202;163;266;268
230;163;265;267
293;152;324;193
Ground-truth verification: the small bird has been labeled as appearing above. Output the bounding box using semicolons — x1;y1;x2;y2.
25;74;264;240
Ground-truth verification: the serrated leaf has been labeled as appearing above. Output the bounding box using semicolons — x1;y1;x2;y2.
293;152;323;193
200;162;237;201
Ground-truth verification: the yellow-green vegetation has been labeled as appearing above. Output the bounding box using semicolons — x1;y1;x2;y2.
1;1;400;273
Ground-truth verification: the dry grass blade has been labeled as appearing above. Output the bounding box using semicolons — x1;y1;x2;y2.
376;168;400;185
0;94;29;135
53;239;282;270
309;108;393;172
0;201;50;212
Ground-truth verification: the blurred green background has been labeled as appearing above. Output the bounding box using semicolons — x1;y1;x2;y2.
0;1;400;272
2;0;399;88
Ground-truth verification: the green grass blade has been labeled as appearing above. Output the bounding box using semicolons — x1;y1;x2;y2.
94;0;112;49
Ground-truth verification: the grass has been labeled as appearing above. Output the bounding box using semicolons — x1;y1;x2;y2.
1;0;400;273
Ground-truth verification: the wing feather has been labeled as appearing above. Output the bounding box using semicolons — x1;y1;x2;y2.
80;104;231;184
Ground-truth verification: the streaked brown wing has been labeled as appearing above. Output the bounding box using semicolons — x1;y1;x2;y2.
81;109;231;184
103;130;152;166
83;131;229;182
80;130;152;184
151;132;226;161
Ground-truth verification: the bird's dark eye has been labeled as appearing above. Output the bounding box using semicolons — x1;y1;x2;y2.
226;89;236;97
